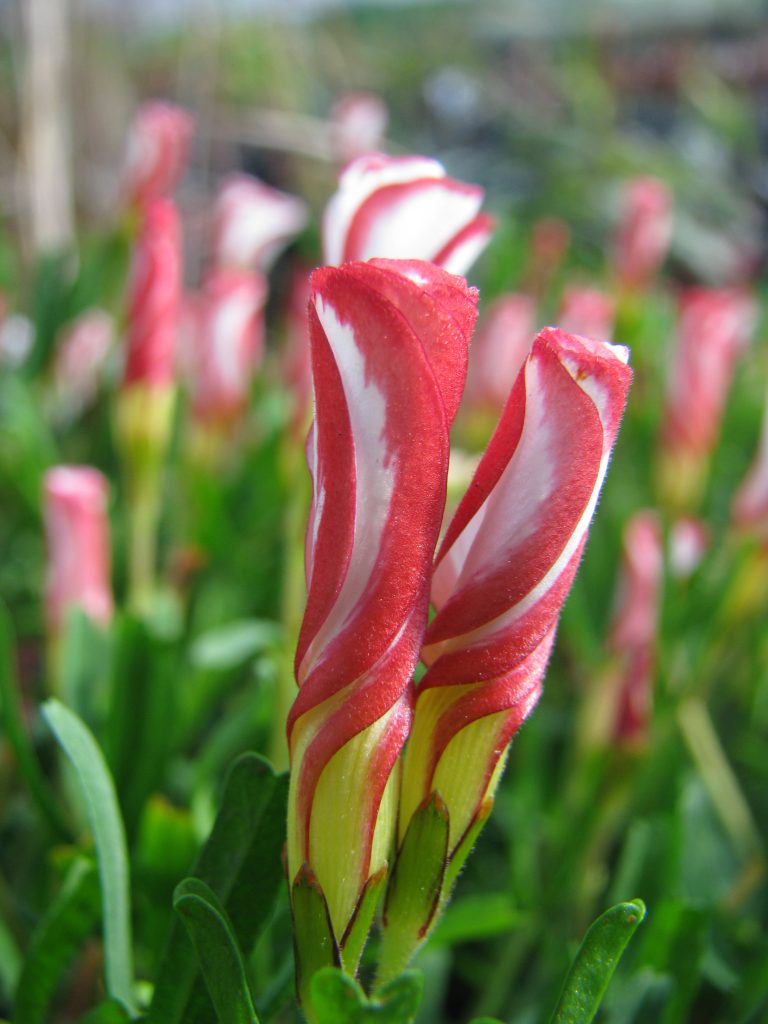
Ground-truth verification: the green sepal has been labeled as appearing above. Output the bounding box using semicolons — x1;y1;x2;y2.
377;794;449;986
174;878;260;1024
444;796;494;892
549;899;647;1023
291;865;340;1012
308;967;423;1023
340;865;388;973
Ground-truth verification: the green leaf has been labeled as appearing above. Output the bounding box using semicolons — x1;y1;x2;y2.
148;753;288;1024
42;699;136;1013
0;604;70;839
78;999;132;1023
309;968;423;1024
57;607;111;724
291;867;340;1011
0;911;21;1003
429;893;526;948
188;619;282;671
13;858;100;1024
174;879;260;1024
549;899;647;1024
469;1018;505;1023
378;794;449;987
105;614;178;840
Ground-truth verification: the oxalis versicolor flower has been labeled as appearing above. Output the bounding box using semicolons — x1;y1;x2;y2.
287;254;632;994
287;258;478;987
384;328;631;973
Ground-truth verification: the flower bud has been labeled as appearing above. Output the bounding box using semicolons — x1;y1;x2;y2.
43;466;113;634
558;286;615;342
612;176;672;292
322;153;494;275
658;287;756;511
121;101;193;209
607;511;663;749
211;173;308;273
330;92;389;164
187;269;267;426
287;260;478;960
400;328;631;856
52;309;114;423
463;294;536;414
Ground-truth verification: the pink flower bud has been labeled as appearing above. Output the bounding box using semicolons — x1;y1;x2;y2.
322;153;494;275
330;92;389;164
662;288;756;463
211;173;308;273
669;516;710;578
187;269;267;425
401;328;631;851
608;512;663;653
53;309;114;420
463;294;536;412
43;467;113;633
558;286;615;341
287;259;478;942
606;512;663;748
121;101;194;209
613;177;672;292
123;199;182;391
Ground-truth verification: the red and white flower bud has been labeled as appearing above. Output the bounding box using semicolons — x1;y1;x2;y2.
123;199;182;392
187;269;267;425
43;467;113;633
607;511;663;747
211;173;308;273
558;286;615;342
400;327;631;853
613;177;672;292
659;288;756;509
52;309;114;421
121;101;193;210
330;92;389;164
287;259;478;943
463;294;535;413
322;154;494;275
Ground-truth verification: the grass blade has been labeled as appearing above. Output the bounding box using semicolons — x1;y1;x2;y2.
42;698;136;1013
549;899;646;1024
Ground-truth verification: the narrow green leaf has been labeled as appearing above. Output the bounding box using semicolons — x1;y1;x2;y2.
148;753;288;1024
292;866;340;1011
549;899;647;1024
105;614;177;840
0;605;70;839
469;1018;505;1023
174;879;260;1024
188;619;282;671
340;866;387;972
42;699;136;1013
0;911;21;1003
378;794;449;987
13;858;100;1024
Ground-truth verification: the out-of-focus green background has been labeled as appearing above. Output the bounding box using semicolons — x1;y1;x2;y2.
2;2;768;1022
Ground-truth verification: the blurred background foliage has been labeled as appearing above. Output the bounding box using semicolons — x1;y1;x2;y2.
1;0;768;1022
